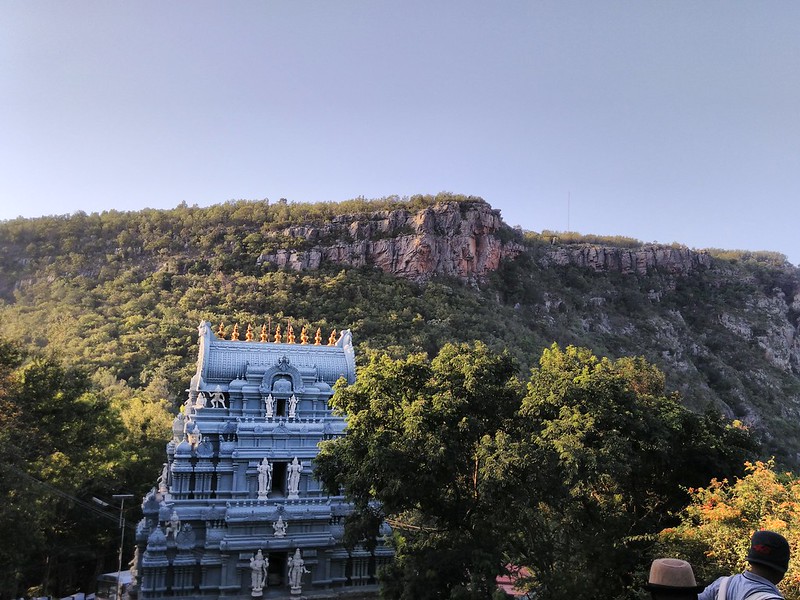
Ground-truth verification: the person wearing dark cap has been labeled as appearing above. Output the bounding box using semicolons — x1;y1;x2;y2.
646;558;705;599
698;530;790;600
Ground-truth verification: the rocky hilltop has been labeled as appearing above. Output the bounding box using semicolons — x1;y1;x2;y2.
251;200;800;455
541;244;713;275
255;200;715;281
256;201;525;281
1;195;800;461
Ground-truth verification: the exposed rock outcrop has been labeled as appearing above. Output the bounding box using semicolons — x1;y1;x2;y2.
256;201;717;282
257;201;525;282
540;245;712;275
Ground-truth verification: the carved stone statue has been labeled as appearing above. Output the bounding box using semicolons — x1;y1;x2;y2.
175;523;196;550
129;545;140;579
257;458;273;499
210;385;227;408
171;412;186;443
188;423;202;447
287;548;309;594
288;394;298;419
250;549;268;594
165;509;181;539
156;462;169;492
272;515;287;537
287;457;302;499
195;391;207;409
183;394;194;417
264;394;275;418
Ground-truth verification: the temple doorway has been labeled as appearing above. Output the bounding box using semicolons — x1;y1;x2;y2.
272;462;288;496
267;551;287;588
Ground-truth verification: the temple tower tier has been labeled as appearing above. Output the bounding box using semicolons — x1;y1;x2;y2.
131;321;392;599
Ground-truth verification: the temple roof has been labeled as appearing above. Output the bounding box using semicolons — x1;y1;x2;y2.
191;321;356;389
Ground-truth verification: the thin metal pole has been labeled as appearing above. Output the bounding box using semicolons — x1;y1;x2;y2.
113;494;134;600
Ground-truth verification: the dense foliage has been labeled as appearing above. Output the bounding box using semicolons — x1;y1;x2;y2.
316;343;756;600
657;460;800;600
1;195;798;597
0;338;166;598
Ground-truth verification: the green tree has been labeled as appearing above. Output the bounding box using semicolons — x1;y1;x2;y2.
656;460;800;600
317;343;756;600
510;345;756;599
0;339;124;598
315;343;523;599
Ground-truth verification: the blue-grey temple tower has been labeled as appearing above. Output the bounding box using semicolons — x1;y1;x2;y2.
131;321;391;598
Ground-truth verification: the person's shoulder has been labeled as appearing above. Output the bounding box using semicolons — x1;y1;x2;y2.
697;576;726;600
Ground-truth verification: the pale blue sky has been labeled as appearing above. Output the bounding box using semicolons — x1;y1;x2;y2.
2;1;799;263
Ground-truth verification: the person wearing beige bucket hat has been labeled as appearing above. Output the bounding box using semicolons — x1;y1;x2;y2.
698;530;789;600
645;558;705;599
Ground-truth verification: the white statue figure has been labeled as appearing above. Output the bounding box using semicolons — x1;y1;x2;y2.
165;509;181;539
129;545;140;579
257;457;273;499
272;515;287;538
287;457;302;499
211;385;227;408
250;549;268;594
287;548;309;594
288;394;298;418
264;394;275;418
171;412;186;443
157;462;169;492
183;393;194;416
194;391;207;409
188;423;202;447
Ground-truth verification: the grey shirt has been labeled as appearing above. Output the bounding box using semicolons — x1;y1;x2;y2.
698;571;782;600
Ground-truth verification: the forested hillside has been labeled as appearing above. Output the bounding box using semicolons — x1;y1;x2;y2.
1;193;800;597
2;194;799;452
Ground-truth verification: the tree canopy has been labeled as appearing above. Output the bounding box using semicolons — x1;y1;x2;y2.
317;343;757;600
657;460;800;600
0;338;171;598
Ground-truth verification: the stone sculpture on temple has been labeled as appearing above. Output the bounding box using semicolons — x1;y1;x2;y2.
288;548;309;595
250;549;268;595
287;457;302;499
273;515;287;537
257;457;272;499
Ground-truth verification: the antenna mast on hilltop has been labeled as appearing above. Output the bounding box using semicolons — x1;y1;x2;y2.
567;191;571;233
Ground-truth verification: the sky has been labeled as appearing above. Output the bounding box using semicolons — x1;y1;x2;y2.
2;1;799;264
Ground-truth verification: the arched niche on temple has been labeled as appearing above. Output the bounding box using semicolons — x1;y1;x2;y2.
258;356;304;396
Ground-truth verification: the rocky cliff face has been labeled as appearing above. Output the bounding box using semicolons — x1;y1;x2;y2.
256;201;718;282
540;244;713;275
257;201;525;282
3;196;800;460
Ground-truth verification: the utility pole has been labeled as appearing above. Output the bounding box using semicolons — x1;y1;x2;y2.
113;494;134;600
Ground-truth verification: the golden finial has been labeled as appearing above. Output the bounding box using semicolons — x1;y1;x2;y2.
300;326;309;345
217;321;226;339
231;323;240;341
260;323;268;343
274;324;282;343
245;323;254;341
328;329;337;346
287;322;295;344
314;327;322;345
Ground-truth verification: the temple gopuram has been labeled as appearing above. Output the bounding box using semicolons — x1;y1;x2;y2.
130;320;392;598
